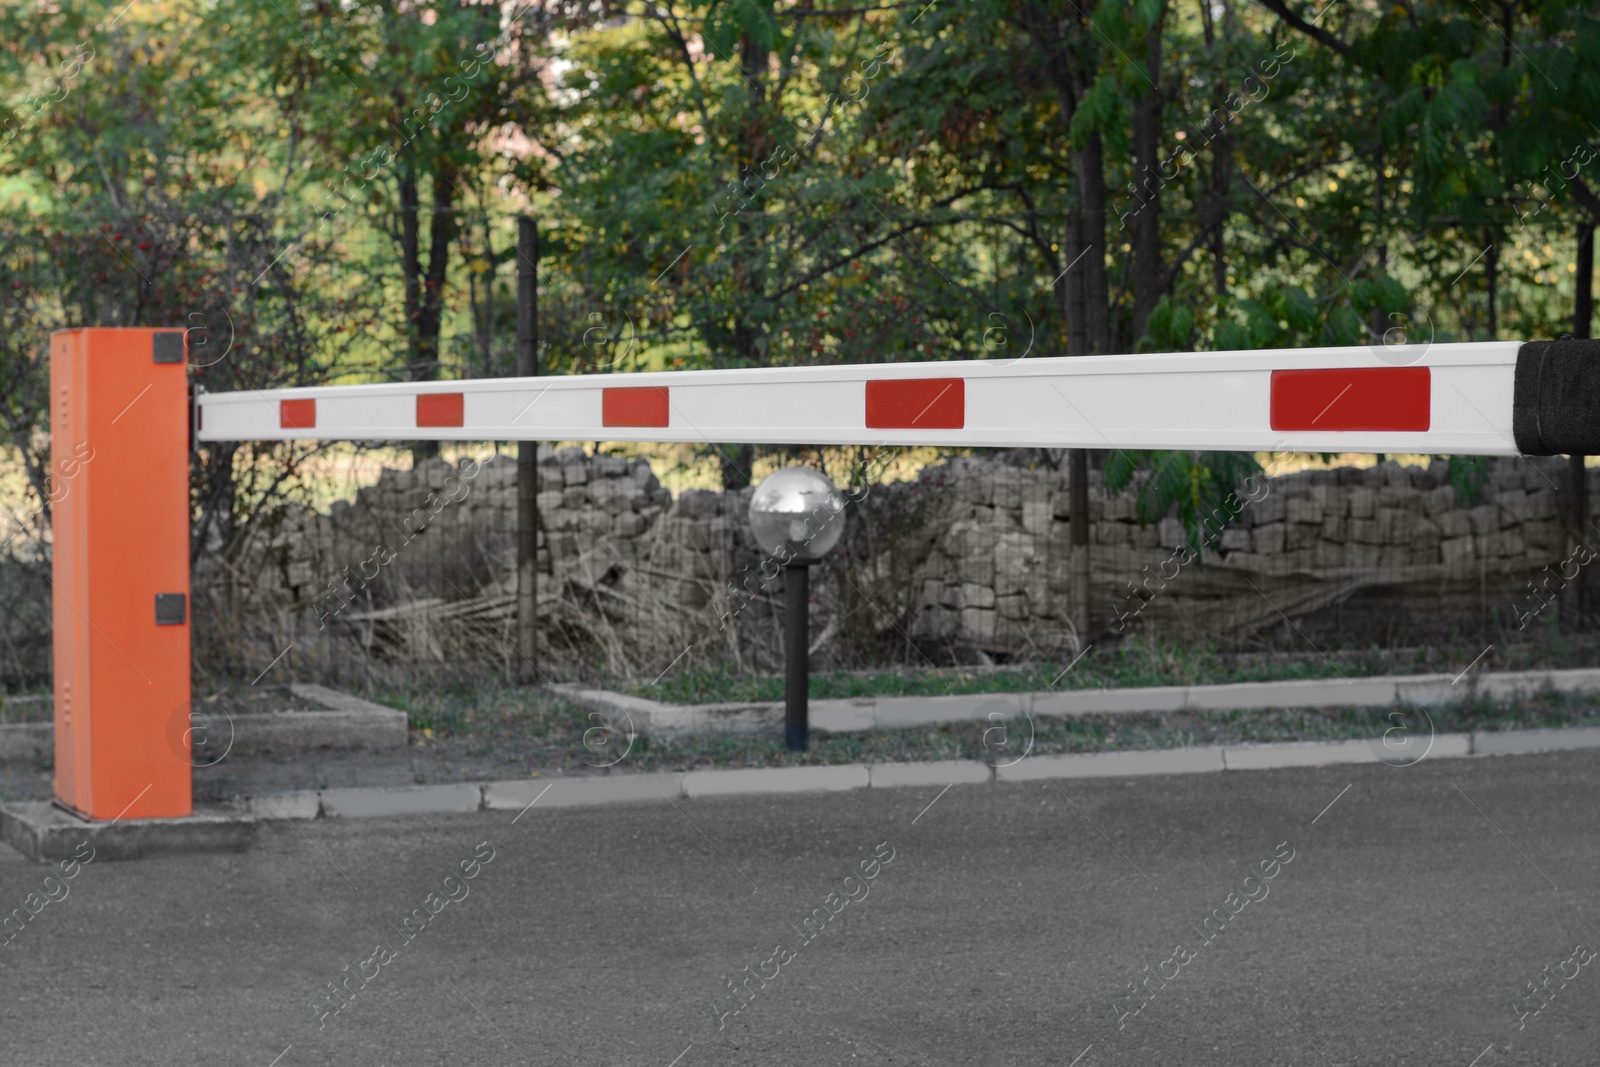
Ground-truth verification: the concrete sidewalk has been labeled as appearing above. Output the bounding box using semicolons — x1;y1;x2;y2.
555;665;1600;735
229;720;1600;822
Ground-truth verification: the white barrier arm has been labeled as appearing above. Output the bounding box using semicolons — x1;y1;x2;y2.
193;340;1600;456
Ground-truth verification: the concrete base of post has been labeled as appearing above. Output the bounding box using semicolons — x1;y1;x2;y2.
0;801;256;863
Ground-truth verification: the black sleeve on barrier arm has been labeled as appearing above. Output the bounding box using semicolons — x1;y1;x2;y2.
1513;340;1600;455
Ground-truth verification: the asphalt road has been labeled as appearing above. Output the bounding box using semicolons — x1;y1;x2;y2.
1;748;1598;1067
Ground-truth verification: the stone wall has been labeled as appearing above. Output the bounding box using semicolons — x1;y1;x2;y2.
204;450;1592;680
907;455;1578;651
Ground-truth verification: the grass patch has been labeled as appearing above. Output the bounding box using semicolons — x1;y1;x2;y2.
352;675;1600;776
627;636;1600;705
367;678;596;743
0;693;51;724
0;682;324;725
629;640;1425;704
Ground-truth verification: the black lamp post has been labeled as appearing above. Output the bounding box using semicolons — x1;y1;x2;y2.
749;467;845;752
782;561;810;751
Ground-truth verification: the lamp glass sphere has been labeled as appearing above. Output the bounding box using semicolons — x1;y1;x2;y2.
748;466;845;563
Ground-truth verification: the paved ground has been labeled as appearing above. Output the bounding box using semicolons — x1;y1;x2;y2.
1;748;1597;1066
0;744;506;803
0;735;593;804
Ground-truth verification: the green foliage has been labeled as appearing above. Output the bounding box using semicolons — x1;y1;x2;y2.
1105;449;1263;559
1445;455;1490;507
0;0;1596;569
1138;296;1194;352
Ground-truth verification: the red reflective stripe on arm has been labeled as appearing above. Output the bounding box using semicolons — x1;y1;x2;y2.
602;386;670;427
1269;368;1430;431
417;393;464;428
279;398;316;429
865;378;965;429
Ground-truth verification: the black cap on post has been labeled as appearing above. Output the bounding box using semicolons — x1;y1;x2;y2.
1514;339;1600;455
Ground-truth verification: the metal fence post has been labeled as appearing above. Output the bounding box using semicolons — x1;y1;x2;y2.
516;217;540;683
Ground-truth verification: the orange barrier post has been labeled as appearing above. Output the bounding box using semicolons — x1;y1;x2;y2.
49;328;192;820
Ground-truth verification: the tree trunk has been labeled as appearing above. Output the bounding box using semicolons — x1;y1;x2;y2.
1077;131;1112;355
1130;18;1165;344
414;169;457;378
716;30;772;492
1020;0;1112;641
515;216;540;683
1209;126;1231;304
720;444;754;491
469;211;494;375
1199;0;1232;307
1069;448;1090;648
1369;141;1388;341
1068;126;1113;637
1062;208;1091;358
399;157;423;372
1484;231;1499;339
398;153;458;462
1568;221;1595;621
1578;223;1595;341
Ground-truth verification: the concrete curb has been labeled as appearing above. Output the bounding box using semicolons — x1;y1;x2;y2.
483;774;682;810
997;747;1226;782
5;721;1597;853
1472;725;1600;756
247;790;322;821
683;764;870;798
223;721;1600;824
553;667;1600;737
0;685;409;764
869;761;992;788
1222;739;1382;771
319;783;483;819
1404;732;1474;762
